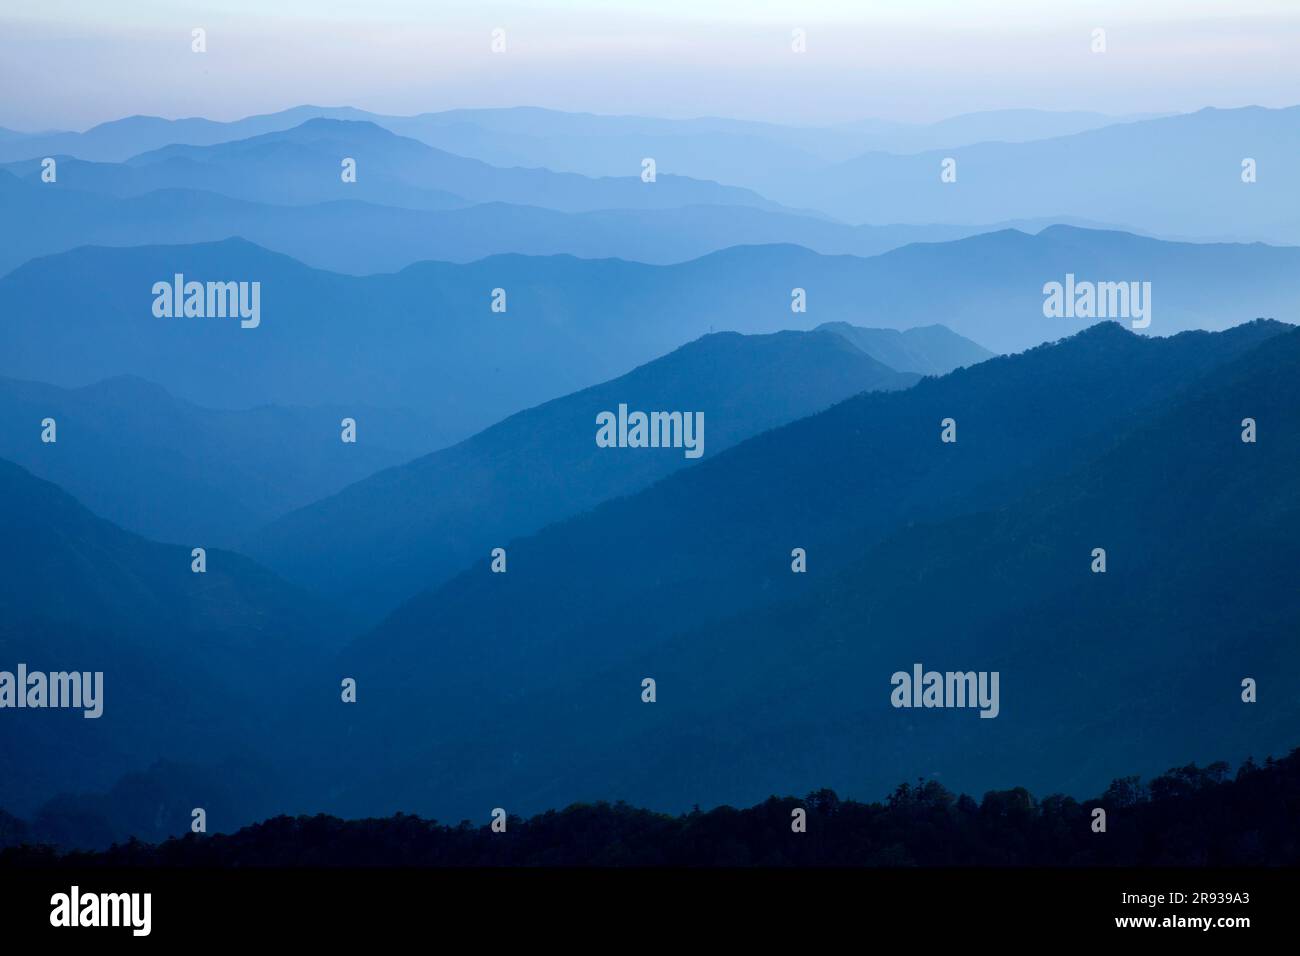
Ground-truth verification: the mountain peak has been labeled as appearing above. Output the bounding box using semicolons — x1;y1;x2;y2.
290;117;392;135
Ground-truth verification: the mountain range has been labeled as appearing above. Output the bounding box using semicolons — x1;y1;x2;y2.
2;229;1296;447
772;107;1300;242
0;104;1161;179
0;458;340;819
2;318;1294;844
310;320;1298;821
249;325;989;619
2;95;1297;856
1;118;781;215
0;317;985;819
3;105;1291;246
0;168;1123;276
0;374;439;548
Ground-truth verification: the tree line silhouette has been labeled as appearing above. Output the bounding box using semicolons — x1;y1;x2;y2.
3;747;1297;866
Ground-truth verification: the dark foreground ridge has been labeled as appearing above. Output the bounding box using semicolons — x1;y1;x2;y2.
5;747;1298;867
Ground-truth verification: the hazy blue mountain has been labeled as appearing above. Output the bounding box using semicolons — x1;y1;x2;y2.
0;104;1159;190
1;236;768;439
0;458;341;817
774;106;1300;240
868;108;1169;152
248;328;923;619
817;322;994;375
0;106;370;163
378;109;829;189
520;323;1300;814
373;107;1151;188
18;755;286;851
841;224;1300;352
7;321;1293;840
436;107;1154;192
0;374;440;548
2;229;1296;436
310;319;1294;821
1;118;787;215
0;170;1131;276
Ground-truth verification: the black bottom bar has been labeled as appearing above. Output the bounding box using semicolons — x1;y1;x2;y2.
0;865;1282;941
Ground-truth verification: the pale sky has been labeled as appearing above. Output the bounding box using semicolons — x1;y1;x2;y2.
2;0;1298;130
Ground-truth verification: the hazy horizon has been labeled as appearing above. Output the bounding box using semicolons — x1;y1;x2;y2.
4;0;1299;130
2;102;1199;137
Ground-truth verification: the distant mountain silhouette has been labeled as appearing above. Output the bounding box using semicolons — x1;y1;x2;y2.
0;106;370;162
2;237;573;439
11;105;1282;241
776;106;1300;241
1;118;784;215
248;328;928;619
2;230;1297;437
309;320;1296;821
0;170;1129;276
814;322;994;375
316;107;1162;202
0;458;339;818
4;320;1294;843
5;86;1297;886
533;322;1300;813
0;374;441;548
0;104;1162;202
